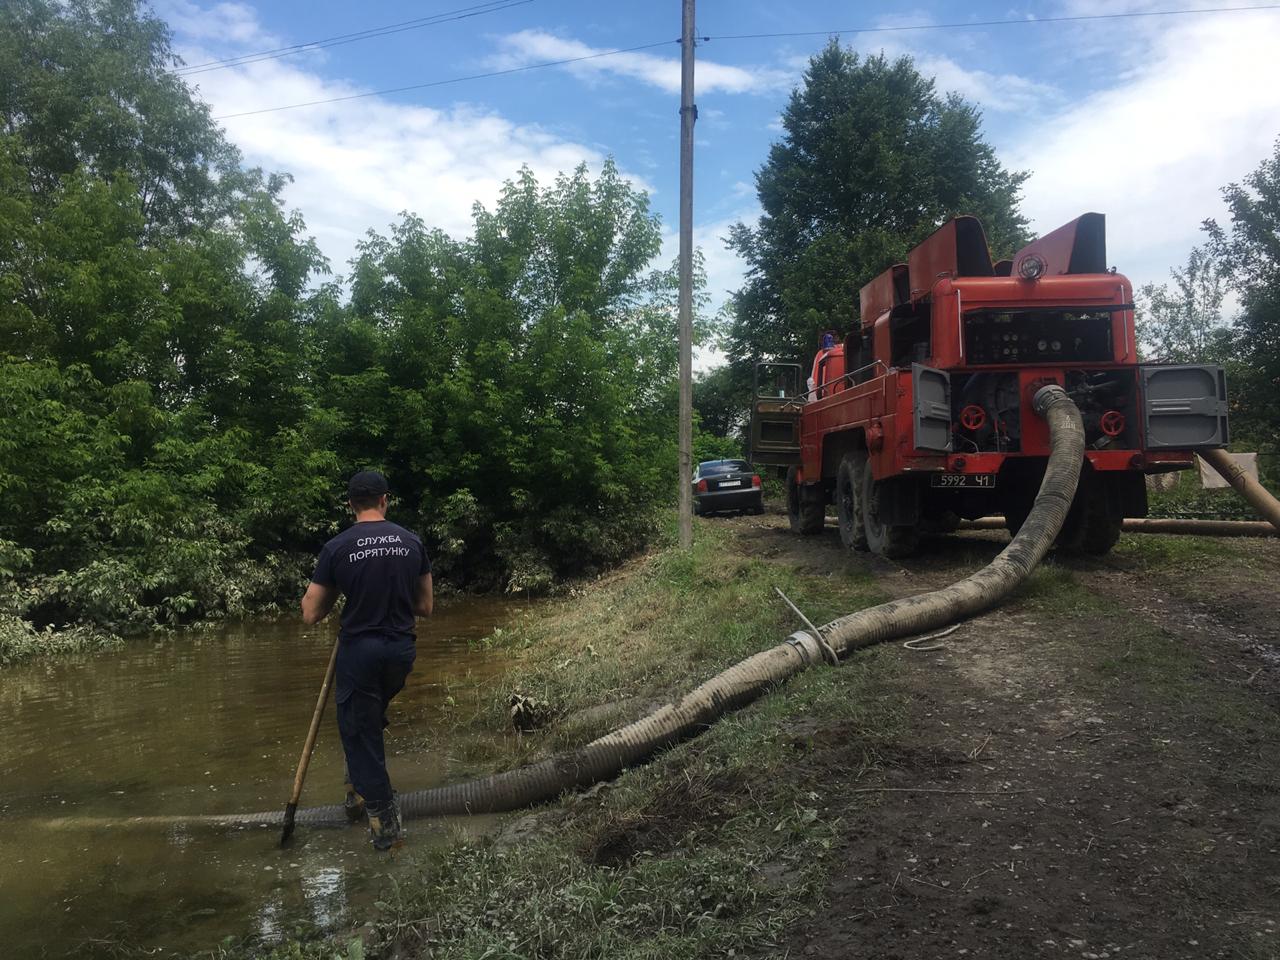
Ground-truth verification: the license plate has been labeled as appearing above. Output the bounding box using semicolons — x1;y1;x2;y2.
718;480;742;488
930;473;996;489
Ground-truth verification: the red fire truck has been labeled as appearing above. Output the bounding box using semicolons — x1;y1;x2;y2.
750;214;1229;558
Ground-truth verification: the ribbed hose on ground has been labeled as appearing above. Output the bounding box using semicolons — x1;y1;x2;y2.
62;386;1084;833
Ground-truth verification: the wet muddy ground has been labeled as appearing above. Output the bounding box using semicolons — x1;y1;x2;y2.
725;513;1280;959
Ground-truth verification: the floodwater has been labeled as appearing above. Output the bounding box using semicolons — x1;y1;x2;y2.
0;597;523;957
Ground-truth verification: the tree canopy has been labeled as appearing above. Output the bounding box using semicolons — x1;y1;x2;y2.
1205;137;1280;446
723;43;1030;369
1136;246;1232;364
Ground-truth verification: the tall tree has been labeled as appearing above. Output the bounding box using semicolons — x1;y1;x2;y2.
725;43;1029;367
0;0;252;232
1205;137;1280;444
1136;246;1232;363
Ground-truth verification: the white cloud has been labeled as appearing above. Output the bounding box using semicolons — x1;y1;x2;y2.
658;213;755;371
157;0;275;48
1007;8;1280;289
490;30;794;95
166;9;654;281
849;25;1058;114
912;53;1057;113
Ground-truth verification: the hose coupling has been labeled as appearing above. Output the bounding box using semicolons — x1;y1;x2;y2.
1032;382;1067;416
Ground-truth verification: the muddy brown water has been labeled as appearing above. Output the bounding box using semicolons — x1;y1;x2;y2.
0;598;524;957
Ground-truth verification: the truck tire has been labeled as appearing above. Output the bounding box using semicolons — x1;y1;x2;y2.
1065;474;1124;555
786;466;825;535
860;461;920;559
1006;469;1123;555
836;453;869;551
1078;497;1123;555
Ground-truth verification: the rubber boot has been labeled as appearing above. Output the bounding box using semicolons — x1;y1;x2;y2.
342;767;366;823
366;795;403;851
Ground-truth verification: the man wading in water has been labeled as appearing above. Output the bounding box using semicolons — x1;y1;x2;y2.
300;470;433;850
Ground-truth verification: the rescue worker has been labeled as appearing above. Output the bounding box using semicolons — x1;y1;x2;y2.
300;470;433;850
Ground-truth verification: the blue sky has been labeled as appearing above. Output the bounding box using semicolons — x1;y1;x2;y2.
160;0;1280;359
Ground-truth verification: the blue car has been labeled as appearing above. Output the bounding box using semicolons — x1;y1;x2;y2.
693;459;764;516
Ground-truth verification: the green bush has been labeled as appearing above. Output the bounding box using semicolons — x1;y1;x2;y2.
0;1;687;643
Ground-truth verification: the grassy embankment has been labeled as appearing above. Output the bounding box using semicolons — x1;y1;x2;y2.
212;516;903;959
214;518;1279;959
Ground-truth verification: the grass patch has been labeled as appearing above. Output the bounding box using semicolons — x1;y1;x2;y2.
440;519;885;761
1110;532;1241;571
1011;563;1111;618
0;613;120;666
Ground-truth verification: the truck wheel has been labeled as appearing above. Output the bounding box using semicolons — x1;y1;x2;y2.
921;509;962;534
836;453;869;551
860;461;919;559
1071;477;1124;555
786;466;825;535
1079;504;1122;555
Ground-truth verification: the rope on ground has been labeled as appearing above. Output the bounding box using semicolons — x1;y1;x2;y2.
902;624;963;651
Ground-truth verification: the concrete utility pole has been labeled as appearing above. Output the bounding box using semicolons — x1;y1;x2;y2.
677;0;696;549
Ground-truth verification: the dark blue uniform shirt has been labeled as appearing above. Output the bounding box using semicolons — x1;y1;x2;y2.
311;520;431;642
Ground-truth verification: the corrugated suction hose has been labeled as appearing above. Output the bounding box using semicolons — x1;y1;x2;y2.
70;386;1085;832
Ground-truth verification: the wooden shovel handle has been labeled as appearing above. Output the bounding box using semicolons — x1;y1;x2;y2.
288;637;340;806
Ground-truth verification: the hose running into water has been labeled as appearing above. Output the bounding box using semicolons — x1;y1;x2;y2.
56;386;1086;832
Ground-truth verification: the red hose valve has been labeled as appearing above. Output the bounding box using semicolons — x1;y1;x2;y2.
1100;410;1126;437
959;404;987;431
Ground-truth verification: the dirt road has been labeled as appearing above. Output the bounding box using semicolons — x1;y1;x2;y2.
727;513;1280;960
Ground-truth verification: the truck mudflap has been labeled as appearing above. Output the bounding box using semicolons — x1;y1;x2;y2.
912;363;952;453
1140;364;1229;449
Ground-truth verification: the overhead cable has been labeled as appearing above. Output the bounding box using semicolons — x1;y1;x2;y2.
211;40;677;120
211;3;1280;121
704;3;1280;41
177;0;533;76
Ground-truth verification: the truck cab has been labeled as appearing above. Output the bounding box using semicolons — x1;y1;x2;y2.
751;214;1229;558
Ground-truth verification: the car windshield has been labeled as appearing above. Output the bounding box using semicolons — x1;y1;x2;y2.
699;460;749;476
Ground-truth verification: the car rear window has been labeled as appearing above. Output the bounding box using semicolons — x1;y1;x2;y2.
700;460;749;476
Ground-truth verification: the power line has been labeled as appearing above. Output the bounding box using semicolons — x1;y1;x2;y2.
212;40;676;120
210;3;1280;121
703;3;1280;42
177;0;532;77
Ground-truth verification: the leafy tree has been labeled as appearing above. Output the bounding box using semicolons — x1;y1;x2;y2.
1205;137;1280;446
0;0;254;232
328;162;680;591
725;43;1029;367
1136;246;1232;363
0;0;700;647
693;364;749;439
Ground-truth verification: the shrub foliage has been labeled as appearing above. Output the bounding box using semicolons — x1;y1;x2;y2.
0;0;683;643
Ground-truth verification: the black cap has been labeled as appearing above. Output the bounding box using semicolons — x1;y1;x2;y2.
347;470;389;501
